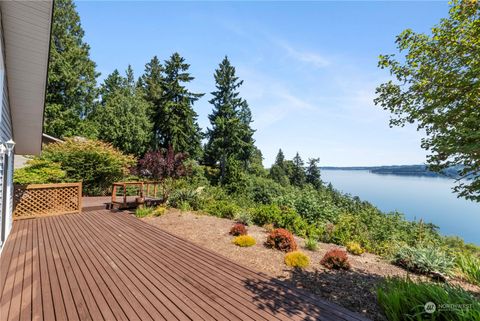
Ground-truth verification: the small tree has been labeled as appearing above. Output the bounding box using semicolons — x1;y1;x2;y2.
290;153;306;187
270;149;289;185
306;158;322;190
138;146;189;201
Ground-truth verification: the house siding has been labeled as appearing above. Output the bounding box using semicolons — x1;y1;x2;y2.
0;16;13;252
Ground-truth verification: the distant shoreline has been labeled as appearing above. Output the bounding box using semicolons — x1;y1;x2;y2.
320;165;461;179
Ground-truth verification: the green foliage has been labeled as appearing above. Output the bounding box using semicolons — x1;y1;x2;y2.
140;54;203;157
95;67;152;156
284;251;310;268
269;149;290;186
14;159;67;184
346;241;365;256
289;152;306;187
394;246;455;276
168;188;201;211
306;158;322;190
375;0;480;201
232;235;256;247
204;56;256;182
135;207;154;218
135;205;166;218
41;138;135;195
456;254;480;286
45;0;99;138
245;175;286;205
203;199;240;219
377;277;480;321
320;248;351;270
265;228;298;252
234;210;253;226
304;237;318;251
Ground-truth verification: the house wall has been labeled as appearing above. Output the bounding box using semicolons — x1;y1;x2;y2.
0;13;14;252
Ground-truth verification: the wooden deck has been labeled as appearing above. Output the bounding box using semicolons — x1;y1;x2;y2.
0;210;369;321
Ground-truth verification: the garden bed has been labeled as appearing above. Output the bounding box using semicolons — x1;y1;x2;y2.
142;209;480;321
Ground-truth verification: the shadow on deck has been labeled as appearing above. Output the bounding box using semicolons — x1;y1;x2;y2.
0;210;370;321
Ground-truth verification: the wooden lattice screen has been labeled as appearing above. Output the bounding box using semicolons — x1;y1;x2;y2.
13;183;82;219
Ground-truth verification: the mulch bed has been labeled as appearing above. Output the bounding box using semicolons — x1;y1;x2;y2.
143;209;480;321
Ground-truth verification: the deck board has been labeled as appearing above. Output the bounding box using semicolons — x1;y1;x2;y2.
1;210;370;321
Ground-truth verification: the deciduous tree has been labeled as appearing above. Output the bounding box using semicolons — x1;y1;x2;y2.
375;0;480;201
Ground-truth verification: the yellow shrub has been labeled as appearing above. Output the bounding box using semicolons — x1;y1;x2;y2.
284;251;310;268
232;235;256;247
153;206;167;216
346;241;365;255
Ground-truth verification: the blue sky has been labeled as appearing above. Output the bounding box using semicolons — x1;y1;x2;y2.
76;1;449;166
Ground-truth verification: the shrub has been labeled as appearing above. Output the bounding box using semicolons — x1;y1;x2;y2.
152;206;167;217
41;138;135;195
203;200;239;219
456;254;480;286
285;251;310;268
229;223;247;236
320;248;351;270
263;223;275;233
232;235;256;247
251;204;282;226
168;188;201;210
135;207;154;218
346;241;365;255
377;278;480;321
265;228;297;252
394;246;455;277
234;210;253;226
304;237;318;251
14;159;67;184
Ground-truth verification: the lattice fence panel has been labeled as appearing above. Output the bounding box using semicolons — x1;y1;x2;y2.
13;183;82;219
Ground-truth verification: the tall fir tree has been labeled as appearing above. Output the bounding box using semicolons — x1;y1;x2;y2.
290;152;306;187
269;149;289;185
205;56;256;182
139;56;165;150
140;54;203;157
45;0;99;138
306;158;322;190
95;67;152;156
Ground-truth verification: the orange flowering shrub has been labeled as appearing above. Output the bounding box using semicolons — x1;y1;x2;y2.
265;228;297;252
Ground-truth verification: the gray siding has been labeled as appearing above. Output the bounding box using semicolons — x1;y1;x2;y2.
0;72;12;142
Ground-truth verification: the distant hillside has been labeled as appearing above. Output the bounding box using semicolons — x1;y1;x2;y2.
321;165;462;179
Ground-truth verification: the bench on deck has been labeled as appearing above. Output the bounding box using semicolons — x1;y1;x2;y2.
109;181;163;210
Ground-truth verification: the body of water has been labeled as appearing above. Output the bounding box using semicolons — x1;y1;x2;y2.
321;169;480;245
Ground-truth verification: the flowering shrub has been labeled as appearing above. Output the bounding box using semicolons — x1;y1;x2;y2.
346;241;365;255
320;248;351;270
265;228;297;252
232;235;256;247
229;223;247;236
284;251;310;268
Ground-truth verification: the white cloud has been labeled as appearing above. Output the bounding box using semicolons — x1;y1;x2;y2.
275;39;330;68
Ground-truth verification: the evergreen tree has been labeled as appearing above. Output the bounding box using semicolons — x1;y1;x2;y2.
306;158;322;190
269;149;289;185
95;68;152;156
139;56;165;149
45;0;99;138
290;152;306;187
205;56;256;182
140;54;203;157
100;69;125;104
